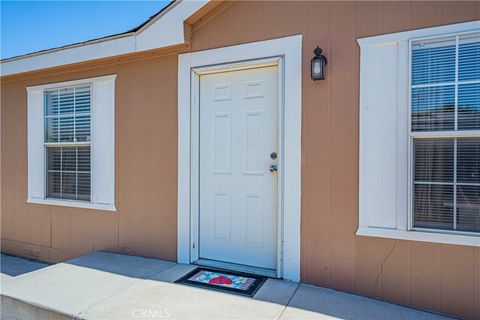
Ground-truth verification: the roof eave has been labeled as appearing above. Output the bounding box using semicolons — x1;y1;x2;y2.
0;32;135;64
0;0;210;77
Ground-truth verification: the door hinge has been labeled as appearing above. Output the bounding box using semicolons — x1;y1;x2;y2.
192;242;196;249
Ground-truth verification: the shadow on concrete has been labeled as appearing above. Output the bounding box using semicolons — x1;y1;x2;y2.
67;253;452;320
65;251;176;279
0;253;49;277
1;251;454;320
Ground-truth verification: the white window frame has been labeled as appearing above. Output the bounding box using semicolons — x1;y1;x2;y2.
357;20;480;247
43;84;92;202
408;31;480;237
27;75;116;212
177;35;302;281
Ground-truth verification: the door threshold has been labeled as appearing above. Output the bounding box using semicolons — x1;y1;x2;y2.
194;258;277;278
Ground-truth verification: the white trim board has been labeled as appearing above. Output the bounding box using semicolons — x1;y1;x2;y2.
0;0;209;77
357;20;480;247
27;198;116;212
357;227;480;247
177;35;302;282
190;57;282;276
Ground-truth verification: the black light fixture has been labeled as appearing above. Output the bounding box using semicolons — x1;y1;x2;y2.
311;46;328;81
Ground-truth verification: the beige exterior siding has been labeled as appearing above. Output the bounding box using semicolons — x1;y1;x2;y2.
190;1;480;319
1;49;183;263
1;1;480;319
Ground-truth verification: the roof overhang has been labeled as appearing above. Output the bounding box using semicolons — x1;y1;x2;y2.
0;0;210;77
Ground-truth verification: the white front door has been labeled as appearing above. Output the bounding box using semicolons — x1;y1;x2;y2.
198;66;278;270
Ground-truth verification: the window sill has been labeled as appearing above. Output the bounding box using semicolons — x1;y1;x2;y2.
356;226;480;247
27;198;116;212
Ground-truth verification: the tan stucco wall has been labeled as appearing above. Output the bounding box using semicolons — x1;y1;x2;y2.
190;1;480;319
1;1;480;319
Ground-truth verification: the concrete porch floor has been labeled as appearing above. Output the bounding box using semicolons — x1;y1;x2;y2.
0;252;453;320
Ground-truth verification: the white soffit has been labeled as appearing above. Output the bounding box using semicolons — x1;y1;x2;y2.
0;0;209;77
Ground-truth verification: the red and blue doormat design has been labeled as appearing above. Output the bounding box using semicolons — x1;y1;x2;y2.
175;267;267;296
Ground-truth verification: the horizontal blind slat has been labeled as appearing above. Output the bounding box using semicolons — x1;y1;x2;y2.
459;35;480;81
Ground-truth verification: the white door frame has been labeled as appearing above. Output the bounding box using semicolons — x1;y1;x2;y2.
195;58;282;276
178;35;302;282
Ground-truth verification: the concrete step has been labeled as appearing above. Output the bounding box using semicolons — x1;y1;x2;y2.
1;252;175;320
1;295;73;320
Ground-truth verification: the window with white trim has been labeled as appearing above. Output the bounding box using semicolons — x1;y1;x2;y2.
411;32;480;234
27;75;116;211
358;21;480;247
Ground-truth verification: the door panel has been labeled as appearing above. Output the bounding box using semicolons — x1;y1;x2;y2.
199;66;278;270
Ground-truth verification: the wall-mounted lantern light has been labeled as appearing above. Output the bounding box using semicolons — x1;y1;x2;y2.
311;46;328;81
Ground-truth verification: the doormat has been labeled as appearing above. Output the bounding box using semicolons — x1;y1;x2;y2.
175;267;267;296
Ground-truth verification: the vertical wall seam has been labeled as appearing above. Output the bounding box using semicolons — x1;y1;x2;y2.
471;247;477;319
440;244;444;314
241;0;245;44
353;0;358;294
223;0;227;48
327;0;333;287
380;1;384;34
440;1;445;25
261;1;265;39
303;1;307;282
409;1;412;30
407;242;411;307
50;206;52;248
117;202;120;252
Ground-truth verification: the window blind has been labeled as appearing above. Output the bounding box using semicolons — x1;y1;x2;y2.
411;33;480;234
45;85;91;143
45;85;91;201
